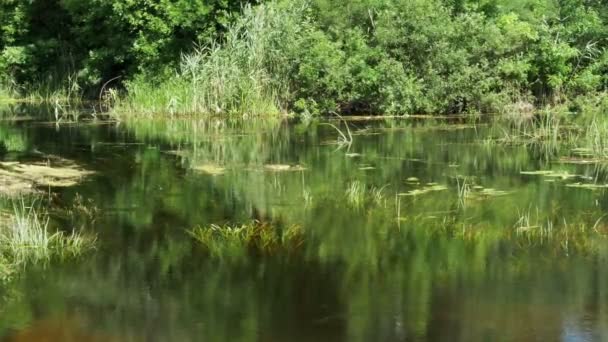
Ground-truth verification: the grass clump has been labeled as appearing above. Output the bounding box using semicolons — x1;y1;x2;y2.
0;199;96;280
345;181;388;208
189;220;304;259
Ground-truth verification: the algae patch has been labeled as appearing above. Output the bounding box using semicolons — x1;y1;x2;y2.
565;183;608;190
192;163;226;175
263;164;307;172
399;184;448;196
520;170;584;180
0;158;94;196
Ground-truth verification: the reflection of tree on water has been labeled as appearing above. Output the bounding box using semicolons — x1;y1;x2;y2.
1;110;608;341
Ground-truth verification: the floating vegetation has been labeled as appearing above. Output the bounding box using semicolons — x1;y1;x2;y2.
399;184;448;197
565;183;608;190
519;170;582;180
519;170;554;176
0;173;34;197
263;164;307;172
192;163;226;175
570;147;599;157
557;157;603;165
472;188;510;198
189;220;304;258
0;158;94;196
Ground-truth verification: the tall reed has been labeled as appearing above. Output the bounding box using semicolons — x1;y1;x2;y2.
116;1;309;117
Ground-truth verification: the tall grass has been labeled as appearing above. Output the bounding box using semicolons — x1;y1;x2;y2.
116;2;308;118
0;74;83;105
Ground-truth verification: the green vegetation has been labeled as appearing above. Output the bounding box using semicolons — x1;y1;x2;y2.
189;220;304;258
1;105;608;340
0;0;259;99
0;199;95;281
2;0;607;116
2;1;608;338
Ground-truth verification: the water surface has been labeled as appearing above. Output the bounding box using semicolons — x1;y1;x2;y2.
0;105;607;341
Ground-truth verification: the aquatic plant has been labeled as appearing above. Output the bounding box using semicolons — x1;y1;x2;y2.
345;181;365;207
0;196;97;282
1;200;96;264
456;177;472;208
189;221;304;258
0;157;95;197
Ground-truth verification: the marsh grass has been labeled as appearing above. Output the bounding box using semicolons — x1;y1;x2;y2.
511;210;607;254
495;109;608;163
189;220;304;258
0;74;84;107
0;199;96;277
456;177;472;208
344;181;388;208
346;181;365;207
423;211;607;255
115;2;307;117
582;119;608;159
496;112;567;157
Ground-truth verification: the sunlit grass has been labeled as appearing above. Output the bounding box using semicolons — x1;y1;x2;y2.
189;220;304;258
0;199;96;280
114;3;300;118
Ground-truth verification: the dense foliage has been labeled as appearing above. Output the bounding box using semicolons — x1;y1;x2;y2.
1;0;607;115
0;0;257;94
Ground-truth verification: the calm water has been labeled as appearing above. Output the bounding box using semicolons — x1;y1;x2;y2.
0;104;607;341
